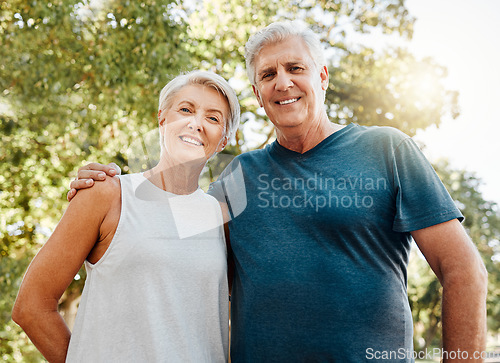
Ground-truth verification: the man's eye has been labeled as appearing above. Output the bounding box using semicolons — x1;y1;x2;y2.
262;73;274;79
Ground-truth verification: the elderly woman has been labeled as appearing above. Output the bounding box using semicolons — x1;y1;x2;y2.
12;70;240;363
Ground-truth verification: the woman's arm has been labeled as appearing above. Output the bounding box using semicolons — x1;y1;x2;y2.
12;177;120;363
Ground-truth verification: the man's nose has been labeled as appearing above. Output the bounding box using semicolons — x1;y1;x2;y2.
275;71;293;91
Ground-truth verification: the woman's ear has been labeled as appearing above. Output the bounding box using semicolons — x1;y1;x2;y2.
158;110;164;126
216;135;229;153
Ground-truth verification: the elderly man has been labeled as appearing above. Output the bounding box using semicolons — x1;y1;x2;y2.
69;21;487;362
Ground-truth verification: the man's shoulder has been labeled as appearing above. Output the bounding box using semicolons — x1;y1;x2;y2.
353;124;409;141
346;124;411;152
235;145;278;171
236;145;271;161
219;147;271;173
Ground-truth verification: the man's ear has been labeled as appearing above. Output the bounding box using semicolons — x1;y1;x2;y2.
320;65;329;91
252;85;263;108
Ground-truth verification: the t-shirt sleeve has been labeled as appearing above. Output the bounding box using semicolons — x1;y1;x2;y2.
207;176;226;202
207;157;247;220
391;137;464;232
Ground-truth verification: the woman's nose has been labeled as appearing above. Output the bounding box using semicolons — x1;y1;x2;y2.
187;115;203;131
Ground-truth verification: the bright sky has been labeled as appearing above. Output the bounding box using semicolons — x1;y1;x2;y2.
405;0;500;204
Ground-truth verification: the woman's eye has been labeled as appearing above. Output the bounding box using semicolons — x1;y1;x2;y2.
180;107;191;113
208;116;219;123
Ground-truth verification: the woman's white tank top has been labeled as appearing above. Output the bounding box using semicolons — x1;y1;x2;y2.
66;173;229;362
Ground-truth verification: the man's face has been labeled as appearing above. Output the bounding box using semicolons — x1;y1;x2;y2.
252;36;328;132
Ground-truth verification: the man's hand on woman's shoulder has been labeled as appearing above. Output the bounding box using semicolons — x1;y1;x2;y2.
67;162;121;202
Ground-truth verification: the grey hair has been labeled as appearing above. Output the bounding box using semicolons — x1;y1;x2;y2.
245;20;327;86
158;70;240;141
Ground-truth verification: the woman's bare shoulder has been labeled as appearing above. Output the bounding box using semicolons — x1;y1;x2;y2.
71;175;121;207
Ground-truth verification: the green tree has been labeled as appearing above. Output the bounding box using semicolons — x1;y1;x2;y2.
327;48;460;135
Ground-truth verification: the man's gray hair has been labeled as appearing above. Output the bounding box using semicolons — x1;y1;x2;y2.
245;20;327;86
158;70;240;140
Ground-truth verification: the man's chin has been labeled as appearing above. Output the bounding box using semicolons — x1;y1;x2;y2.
273;118;304;129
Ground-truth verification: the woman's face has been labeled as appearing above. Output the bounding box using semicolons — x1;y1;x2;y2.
159;84;229;165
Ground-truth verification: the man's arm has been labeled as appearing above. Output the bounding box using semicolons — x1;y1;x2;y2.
67;162;120;201
411;219;488;362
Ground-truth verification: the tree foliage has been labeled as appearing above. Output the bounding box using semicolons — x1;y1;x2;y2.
327;48;460;135
1;0;497;360
1;0;188;255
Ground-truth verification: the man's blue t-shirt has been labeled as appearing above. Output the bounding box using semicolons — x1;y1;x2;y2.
209;123;463;362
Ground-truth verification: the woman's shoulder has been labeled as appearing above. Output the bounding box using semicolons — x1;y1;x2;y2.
73;176;121;206
96;175;121;194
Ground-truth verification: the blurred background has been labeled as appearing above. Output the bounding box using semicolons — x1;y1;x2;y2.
1;0;499;361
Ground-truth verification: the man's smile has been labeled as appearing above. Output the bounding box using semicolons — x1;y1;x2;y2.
276;97;300;105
